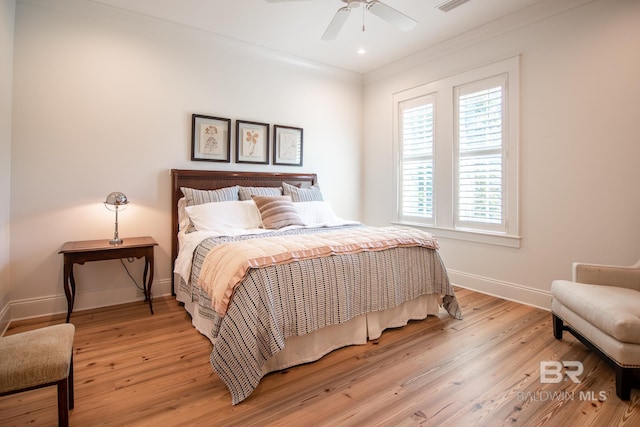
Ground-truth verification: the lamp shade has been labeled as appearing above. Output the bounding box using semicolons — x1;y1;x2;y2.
104;192;129;210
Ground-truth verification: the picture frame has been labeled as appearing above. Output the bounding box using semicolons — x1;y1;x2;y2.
273;125;303;166
191;114;231;162
235;120;270;164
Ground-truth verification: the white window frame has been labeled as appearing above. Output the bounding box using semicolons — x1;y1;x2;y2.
392;57;520;248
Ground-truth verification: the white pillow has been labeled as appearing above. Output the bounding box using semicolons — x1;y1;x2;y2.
177;197;190;231
293;201;340;226
185;200;262;232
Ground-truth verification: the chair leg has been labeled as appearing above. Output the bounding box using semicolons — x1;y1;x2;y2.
615;366;632;401
552;314;564;339
57;377;69;427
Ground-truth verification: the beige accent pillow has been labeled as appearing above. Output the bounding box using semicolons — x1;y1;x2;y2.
181;186;239;206
282;181;323;202
251;195;305;229
238;186;282;200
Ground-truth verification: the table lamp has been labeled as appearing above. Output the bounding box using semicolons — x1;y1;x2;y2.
104;191;129;244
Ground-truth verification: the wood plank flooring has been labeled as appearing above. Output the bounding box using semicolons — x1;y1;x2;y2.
1;287;639;426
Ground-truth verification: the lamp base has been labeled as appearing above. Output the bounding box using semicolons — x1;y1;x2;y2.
109;238;123;245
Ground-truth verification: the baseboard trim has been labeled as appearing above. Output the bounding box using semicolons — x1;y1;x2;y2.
6;278;173;323
4;273;549;326
448;269;552;311
0;303;10;336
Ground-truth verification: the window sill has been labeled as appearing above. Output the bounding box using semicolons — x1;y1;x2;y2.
392;221;521;248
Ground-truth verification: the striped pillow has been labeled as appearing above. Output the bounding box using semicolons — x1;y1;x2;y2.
239;186;283;200
181;186;239;206
282;182;323;202
251;195;305;229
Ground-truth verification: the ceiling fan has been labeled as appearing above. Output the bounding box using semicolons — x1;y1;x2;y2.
265;0;418;41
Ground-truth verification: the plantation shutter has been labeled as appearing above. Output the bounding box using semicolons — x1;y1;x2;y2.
455;77;506;231
400;96;434;222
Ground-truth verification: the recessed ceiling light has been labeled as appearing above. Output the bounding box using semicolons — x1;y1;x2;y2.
357;48;366;55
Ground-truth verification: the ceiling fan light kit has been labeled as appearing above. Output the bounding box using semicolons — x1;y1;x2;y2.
266;0;417;41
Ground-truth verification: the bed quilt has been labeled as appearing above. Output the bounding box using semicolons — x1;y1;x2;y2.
178;225;461;404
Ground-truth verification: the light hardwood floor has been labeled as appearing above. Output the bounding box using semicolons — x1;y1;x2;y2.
1;287;639;426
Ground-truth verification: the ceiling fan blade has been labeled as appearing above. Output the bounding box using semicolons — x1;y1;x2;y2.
366;0;417;32
321;7;350;41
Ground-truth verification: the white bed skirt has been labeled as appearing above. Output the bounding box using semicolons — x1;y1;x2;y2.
177;282;439;375
263;293;439;373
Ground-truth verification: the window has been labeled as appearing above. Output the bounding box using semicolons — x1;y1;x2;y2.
393;57;519;247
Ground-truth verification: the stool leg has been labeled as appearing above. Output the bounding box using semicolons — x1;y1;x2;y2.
57;377;69;427
68;354;74;410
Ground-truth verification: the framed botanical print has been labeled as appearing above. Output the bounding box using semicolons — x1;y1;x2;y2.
191;114;231;162
273;125;303;166
236;120;269;164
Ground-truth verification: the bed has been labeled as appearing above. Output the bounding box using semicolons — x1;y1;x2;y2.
170;169;461;404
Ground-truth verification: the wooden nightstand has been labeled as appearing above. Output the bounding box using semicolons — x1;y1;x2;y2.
59;236;158;322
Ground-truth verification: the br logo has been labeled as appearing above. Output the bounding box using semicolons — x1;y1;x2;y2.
540;361;583;383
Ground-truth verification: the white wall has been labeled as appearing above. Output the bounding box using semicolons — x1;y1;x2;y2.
362;0;640;308
0;0;16;331
9;0;640;321
9;0;363;319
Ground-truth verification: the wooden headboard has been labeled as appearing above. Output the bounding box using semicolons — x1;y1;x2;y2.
170;169;318;294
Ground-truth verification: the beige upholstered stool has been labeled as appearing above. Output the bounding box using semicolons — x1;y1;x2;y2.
0;323;75;426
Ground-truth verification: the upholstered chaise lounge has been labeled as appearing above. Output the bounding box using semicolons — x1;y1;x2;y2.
551;259;640;400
